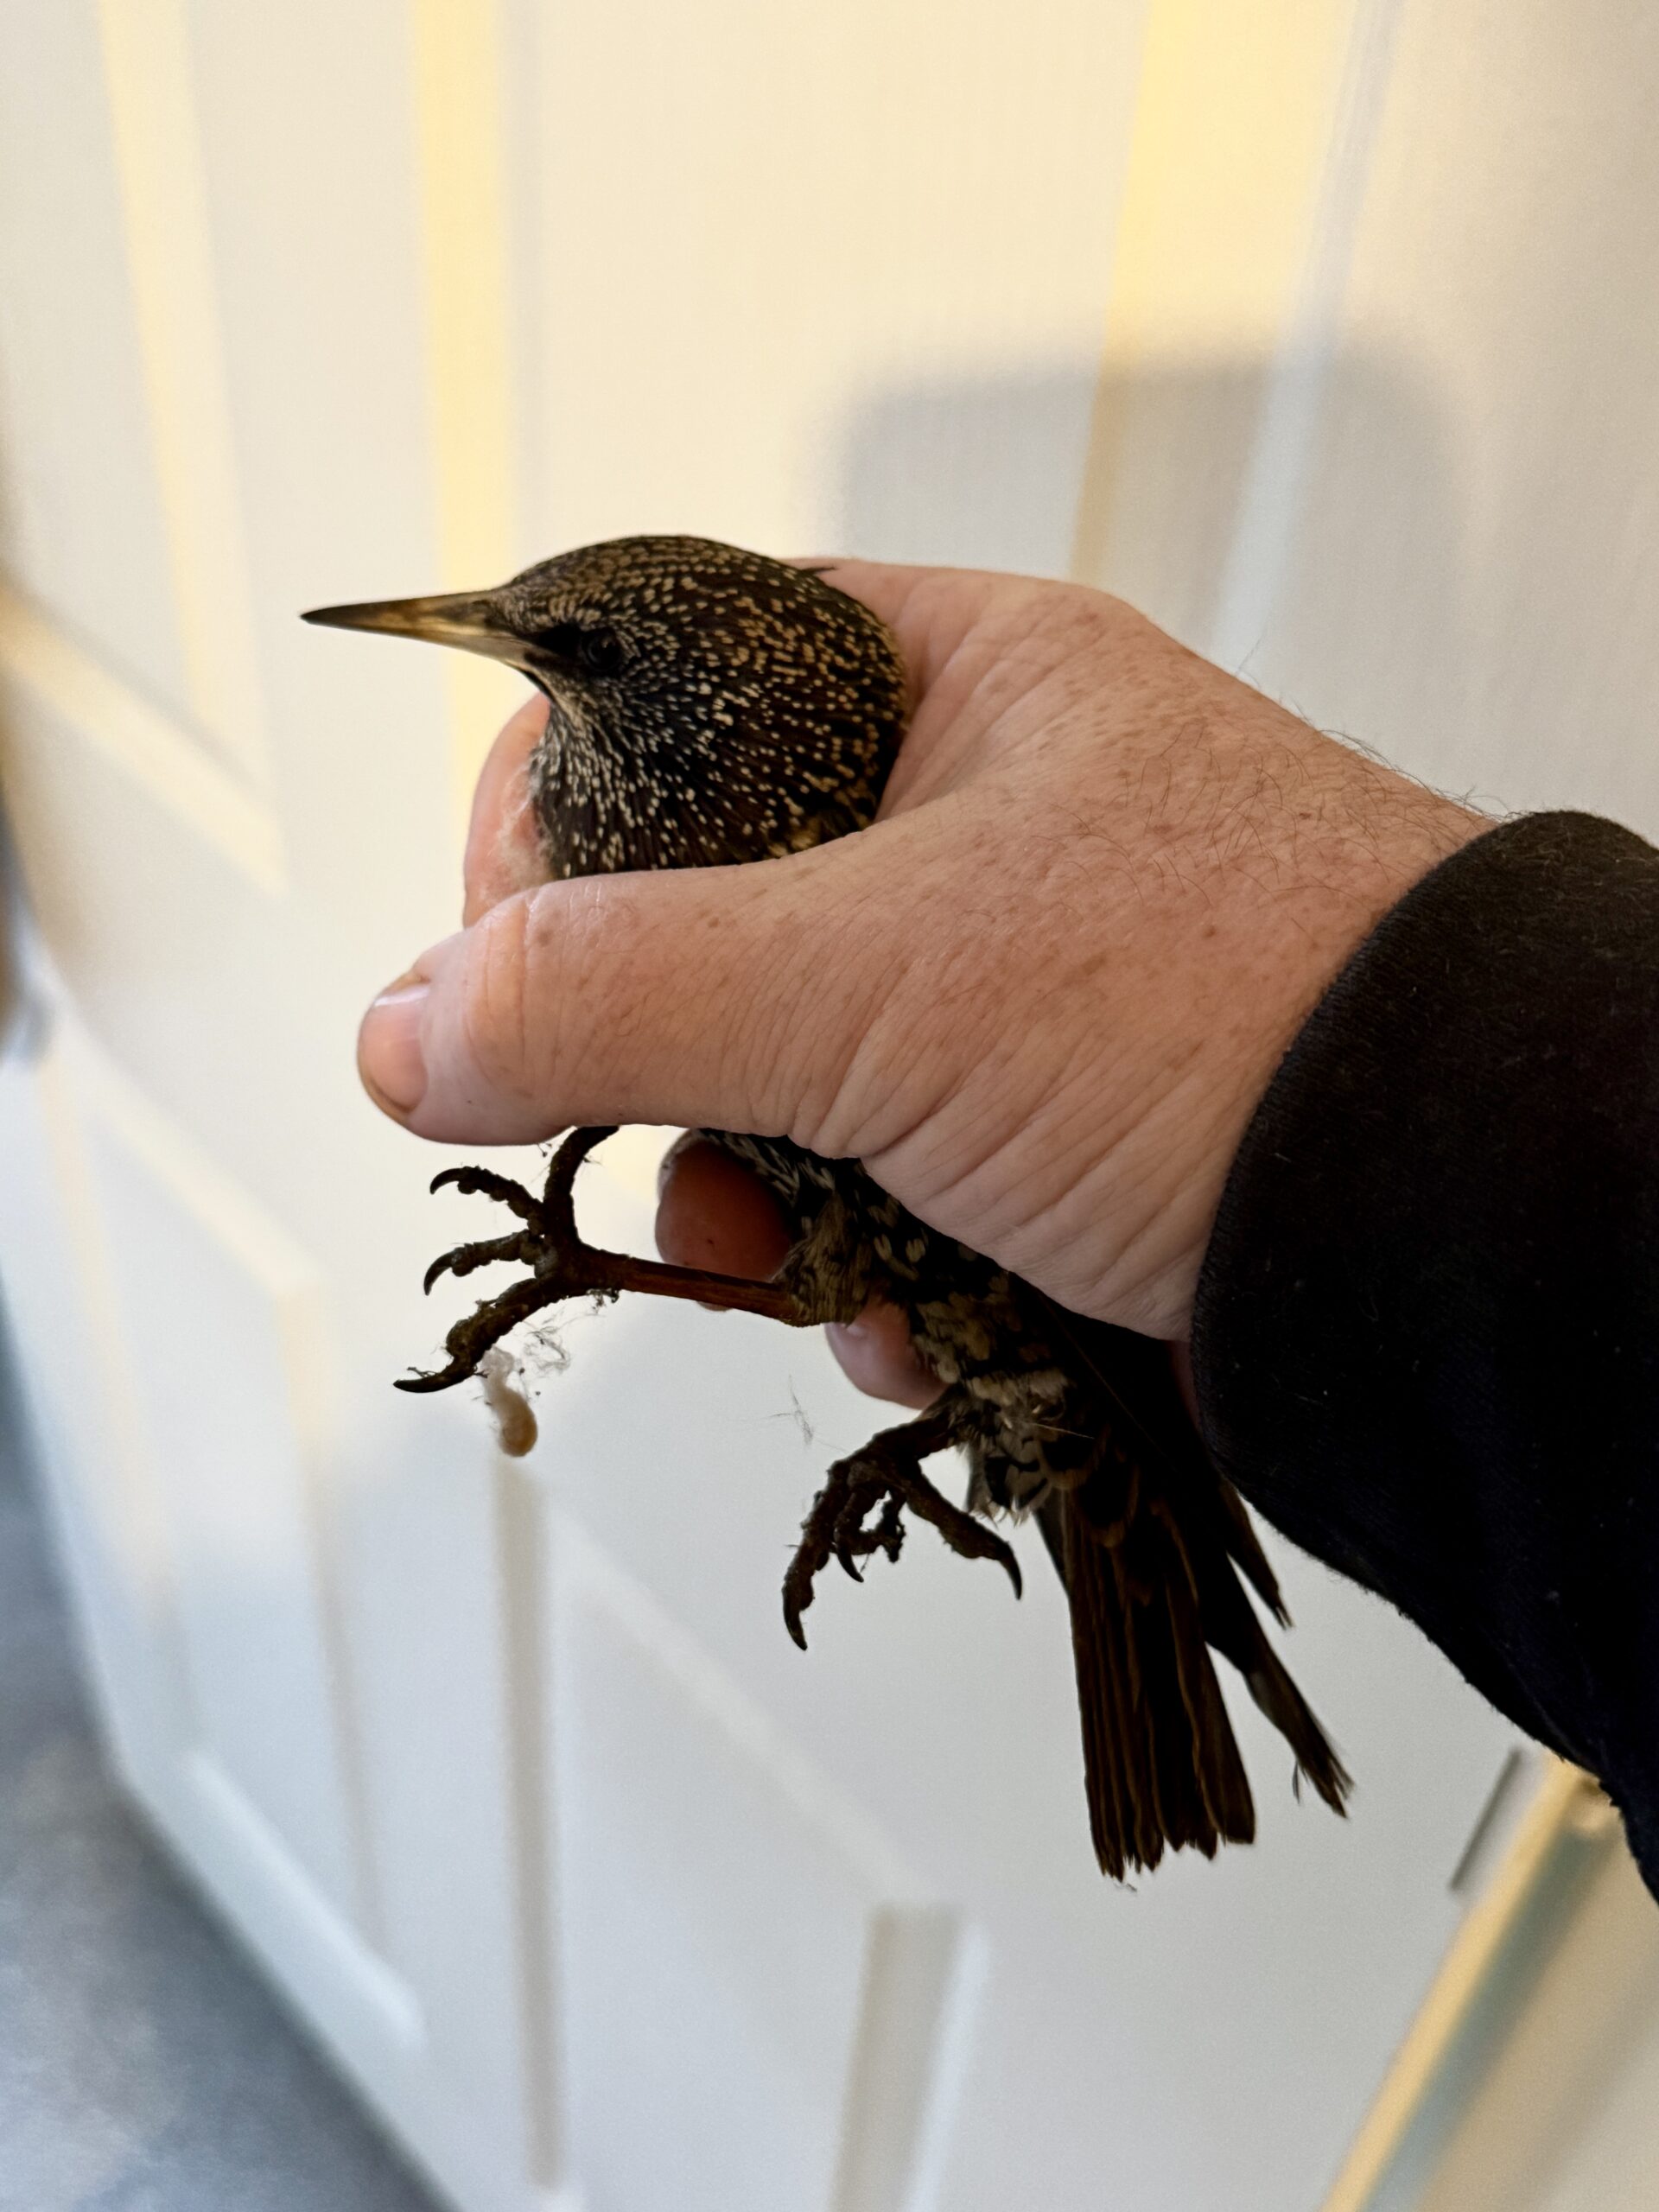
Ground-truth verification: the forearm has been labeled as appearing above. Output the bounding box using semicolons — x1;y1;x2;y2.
1192;810;1659;1887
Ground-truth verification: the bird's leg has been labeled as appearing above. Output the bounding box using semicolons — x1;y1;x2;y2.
399;1124;817;1394
783;1398;1024;1648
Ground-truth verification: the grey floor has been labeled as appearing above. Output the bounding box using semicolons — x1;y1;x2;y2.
0;1400;442;2212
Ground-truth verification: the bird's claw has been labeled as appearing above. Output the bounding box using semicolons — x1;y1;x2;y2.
423;1230;542;1295
429;1163;544;1220
783;1402;1021;1648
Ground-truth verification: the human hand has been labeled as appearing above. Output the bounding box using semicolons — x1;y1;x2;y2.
359;561;1481;1379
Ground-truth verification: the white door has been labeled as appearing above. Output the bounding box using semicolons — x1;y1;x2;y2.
0;6;1637;2212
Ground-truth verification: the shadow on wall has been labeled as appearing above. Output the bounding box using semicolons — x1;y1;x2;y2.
827;353;1477;805
830;365;1103;582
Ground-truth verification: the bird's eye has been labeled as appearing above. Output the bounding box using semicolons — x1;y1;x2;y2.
526;620;626;678
576;626;626;678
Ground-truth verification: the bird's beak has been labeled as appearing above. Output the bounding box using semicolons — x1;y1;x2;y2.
301;589;527;666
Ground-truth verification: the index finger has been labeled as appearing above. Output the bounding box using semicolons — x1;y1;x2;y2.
462;691;552;925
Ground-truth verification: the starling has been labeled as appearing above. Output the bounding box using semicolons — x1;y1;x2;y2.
305;537;1350;1879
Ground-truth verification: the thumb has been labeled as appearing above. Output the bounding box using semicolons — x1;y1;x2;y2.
358;851;855;1147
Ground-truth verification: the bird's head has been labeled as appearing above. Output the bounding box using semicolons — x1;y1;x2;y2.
303;535;906;876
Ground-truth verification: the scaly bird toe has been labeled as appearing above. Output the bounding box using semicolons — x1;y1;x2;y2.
780;1400;1020;1646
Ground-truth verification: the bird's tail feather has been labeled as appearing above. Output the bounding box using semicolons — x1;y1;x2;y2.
1039;1440;1349;1878
1048;1491;1256;1878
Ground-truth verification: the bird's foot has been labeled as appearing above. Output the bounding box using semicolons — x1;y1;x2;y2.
782;1401;1024;1647
398;1124;812;1394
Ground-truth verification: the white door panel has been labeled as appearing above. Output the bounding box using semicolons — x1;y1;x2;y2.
0;3;190;714
79;1072;360;1925
0;1032;192;1800
1238;0;1659;843
554;1541;955;2212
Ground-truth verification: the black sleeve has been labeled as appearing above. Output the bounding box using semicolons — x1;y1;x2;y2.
1190;810;1659;1891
